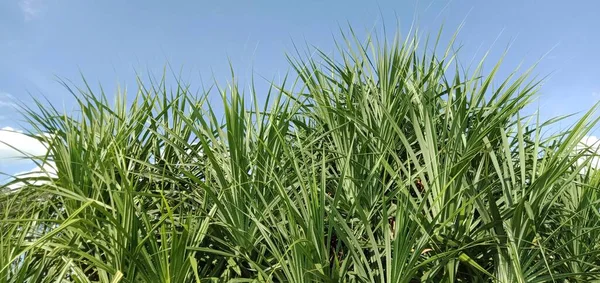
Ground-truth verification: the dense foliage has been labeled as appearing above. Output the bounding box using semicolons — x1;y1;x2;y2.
2;29;600;282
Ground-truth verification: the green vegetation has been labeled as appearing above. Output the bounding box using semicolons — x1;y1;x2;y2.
2;28;600;282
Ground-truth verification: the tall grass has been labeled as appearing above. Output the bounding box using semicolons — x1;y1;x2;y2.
2;27;600;282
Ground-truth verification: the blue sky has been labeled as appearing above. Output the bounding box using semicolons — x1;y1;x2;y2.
1;0;600;175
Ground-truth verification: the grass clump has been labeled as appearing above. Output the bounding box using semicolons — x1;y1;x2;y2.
2;27;600;282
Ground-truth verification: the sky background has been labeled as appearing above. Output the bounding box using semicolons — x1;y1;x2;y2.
1;0;600;175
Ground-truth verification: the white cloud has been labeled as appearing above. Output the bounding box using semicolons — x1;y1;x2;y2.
19;0;43;21
0;101;17;108
576;135;600;172
0;92;14;99
0;126;56;191
0;127;48;161
580;135;599;146
6;161;56;190
0;92;17;108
